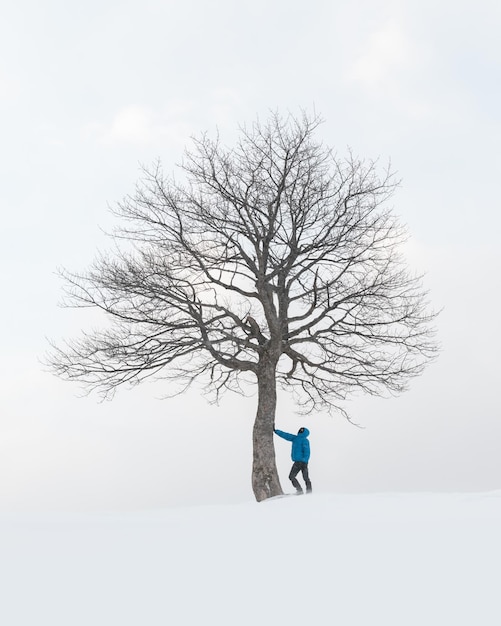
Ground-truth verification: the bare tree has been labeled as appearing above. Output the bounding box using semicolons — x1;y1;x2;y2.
48;112;438;501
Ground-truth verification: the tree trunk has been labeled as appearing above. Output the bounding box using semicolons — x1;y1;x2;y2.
252;356;283;501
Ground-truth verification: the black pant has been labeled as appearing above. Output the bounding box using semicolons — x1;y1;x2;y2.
289;462;312;493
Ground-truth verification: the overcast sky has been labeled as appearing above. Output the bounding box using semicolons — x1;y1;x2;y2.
1;0;500;511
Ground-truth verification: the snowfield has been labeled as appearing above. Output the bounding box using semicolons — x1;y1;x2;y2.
1;492;500;625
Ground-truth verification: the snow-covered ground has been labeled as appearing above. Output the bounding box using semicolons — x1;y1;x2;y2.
1;492;500;625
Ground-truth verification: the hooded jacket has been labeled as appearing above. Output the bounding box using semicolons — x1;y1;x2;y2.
274;428;310;463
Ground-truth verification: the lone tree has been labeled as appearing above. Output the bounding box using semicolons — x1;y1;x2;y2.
49;112;438;501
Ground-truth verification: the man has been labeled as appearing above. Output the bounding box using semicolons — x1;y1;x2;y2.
274;426;312;494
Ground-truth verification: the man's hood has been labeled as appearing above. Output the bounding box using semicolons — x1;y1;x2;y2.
298;428;310;438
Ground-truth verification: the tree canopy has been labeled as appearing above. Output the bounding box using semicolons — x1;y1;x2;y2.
48;111;438;500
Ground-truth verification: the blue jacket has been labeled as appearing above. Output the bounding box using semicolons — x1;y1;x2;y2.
274;428;310;463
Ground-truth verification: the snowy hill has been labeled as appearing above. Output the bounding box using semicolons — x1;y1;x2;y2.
1;492;500;626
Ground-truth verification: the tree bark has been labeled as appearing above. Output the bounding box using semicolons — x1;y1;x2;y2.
252;355;283;501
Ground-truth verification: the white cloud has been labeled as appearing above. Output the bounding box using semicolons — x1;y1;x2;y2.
80;91;251;151
350;19;413;88
346;17;435;121
0;69;19;102
108;105;154;143
208;87;245;127
83;102;196;148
